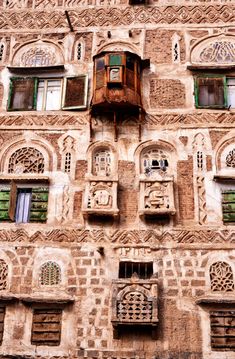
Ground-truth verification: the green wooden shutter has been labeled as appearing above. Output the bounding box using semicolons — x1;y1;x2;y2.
222;191;235;223
0;186;11;221
29;187;48;222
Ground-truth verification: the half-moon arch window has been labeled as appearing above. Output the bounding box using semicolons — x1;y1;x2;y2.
8;147;45;174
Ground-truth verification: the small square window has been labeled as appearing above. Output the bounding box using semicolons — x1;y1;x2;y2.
31;308;62;346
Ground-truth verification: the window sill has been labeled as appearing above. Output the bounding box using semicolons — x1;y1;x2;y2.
196;295;235;305
7;65;65;73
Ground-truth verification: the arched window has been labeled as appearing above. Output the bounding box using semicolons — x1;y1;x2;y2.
210;261;234;292
39;261;61;286
141;148;169;176
0;259;8;290
8;147;44;174
92;148;112;176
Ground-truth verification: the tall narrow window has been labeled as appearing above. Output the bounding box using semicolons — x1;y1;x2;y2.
222;191;235;224
197;151;203;170
0;307;5;345
64;152;71;173
77;42;82;60
0;44;4;62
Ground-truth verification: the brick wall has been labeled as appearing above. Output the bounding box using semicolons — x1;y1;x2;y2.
150;79;186;109
177;156;195;221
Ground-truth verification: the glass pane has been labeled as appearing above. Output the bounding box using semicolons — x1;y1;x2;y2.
45;80;61;110
198;78;224;106
227;78;235;108
96;57;105;71
15;189;32;223
109;68;121;82
109;54;122;66
126;55;135;71
36;80;44;111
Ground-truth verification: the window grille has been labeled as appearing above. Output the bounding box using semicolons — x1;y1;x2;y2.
8;147;44;174
119;261;153;279
210;311;235;351
0;44;4;62
64;152;71;173
197;151;203;170
142;149;169;175
77;43;82;60
93;149;111;176
117;291;152;322
210;261;234;292
31;308;62;346
0;260;8;291
39;261;61;286
226;149;235;167
0;307;5;345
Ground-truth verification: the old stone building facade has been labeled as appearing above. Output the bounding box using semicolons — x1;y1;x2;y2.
0;0;235;359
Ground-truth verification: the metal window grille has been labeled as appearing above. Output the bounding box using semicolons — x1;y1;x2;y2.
39;261;61;286
119;262;153;279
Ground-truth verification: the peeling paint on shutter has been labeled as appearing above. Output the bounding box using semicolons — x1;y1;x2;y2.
222;190;235;223
29;187;48;222
8;77;37;111
0;185;10;221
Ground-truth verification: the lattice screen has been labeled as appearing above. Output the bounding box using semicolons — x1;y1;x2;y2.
117;291;152;322
39;261;61;286
0;260;8;291
210;261;234;292
8;147;44;174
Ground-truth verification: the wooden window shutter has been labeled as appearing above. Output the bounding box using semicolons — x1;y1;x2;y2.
222;190;235;223
62;76;88;110
29;187;48;222
8;181;17;221
8;77;38;111
31;308;62;346
0;185;11;221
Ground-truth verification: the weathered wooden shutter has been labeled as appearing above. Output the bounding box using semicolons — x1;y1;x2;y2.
62;76;88;110
0;186;10;221
0;307;5;345
222;190;235;223
29;187;48;222
8;77;37;111
31;308;62;346
8;181;17;221
195;76;225;108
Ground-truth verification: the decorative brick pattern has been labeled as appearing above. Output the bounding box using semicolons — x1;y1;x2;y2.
150;79;186;109
177;157;195;221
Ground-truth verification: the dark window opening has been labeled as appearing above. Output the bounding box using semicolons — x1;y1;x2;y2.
119;261;153;279
0;307;5;346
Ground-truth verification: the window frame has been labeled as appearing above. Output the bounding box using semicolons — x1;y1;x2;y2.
0;180;49;223
194;74;228;109
8;75;88;112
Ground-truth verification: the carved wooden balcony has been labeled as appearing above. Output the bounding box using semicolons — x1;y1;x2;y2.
82;176;119;218
111;275;158;338
139;177;176;217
